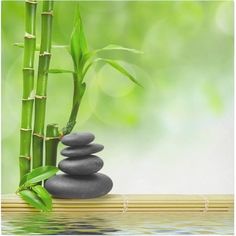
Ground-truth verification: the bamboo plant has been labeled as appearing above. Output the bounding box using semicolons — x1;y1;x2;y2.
19;0;37;181
33;0;54;169
17;2;142;211
45;5;142;165
17;0;58;212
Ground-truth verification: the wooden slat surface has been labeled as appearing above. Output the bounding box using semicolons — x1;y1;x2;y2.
1;194;233;213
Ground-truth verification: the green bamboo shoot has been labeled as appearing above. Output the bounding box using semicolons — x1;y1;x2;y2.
44;4;141;167
45;124;60;166
19;0;37;182
62;74;86;135
33;0;54;169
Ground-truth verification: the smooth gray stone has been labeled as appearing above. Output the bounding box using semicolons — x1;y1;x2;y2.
45;173;113;199
61;144;104;157
61;132;95;146
58;155;104;175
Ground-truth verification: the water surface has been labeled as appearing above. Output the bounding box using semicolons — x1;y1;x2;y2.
2;212;233;235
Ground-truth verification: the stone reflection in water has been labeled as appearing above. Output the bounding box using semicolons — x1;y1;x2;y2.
2;212;234;235
2;213;120;235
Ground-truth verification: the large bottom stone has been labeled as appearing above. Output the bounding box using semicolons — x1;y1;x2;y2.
45;173;113;199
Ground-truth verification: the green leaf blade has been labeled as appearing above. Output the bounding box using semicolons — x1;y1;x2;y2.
94;44;143;54
19;172;29;187
96;58;143;87
19;190;48;212
70;5;88;70
83;45;143;65
32;185;52;211
104;59;142;87
82;61;94;78
21;166;58;187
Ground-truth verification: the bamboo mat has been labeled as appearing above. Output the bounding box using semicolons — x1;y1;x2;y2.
1;194;233;213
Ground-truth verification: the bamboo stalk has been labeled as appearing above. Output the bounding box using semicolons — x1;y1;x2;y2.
19;0;37;182
2;204;233;208
1;208;232;213
62;5;87;135
2;194;234;203
2;203;233;208
45;124;60;166
32;0;54;169
2;196;234;204
1;194;233;213
62;74;85;135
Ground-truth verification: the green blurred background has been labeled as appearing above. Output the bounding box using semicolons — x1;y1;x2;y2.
2;1;233;194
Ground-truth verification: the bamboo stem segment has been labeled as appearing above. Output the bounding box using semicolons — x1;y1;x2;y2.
45;124;60;166
2;194;233;213
63;74;85;135
33;0;54;170
19;0;37;182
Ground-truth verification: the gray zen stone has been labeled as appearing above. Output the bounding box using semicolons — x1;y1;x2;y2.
61;132;95;146
58;155;104;175
45;173;113;199
61;144;104;157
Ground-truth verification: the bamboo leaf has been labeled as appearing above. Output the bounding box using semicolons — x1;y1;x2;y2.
85;44;143;59
70;5;88;70
83;58;142;87
82;57;106;78
19;173;29;187
82;45;143;68
48;69;74;74
82;60;94;78
96;44;143;54
32;185;52;211
102;59;142;87
21;166;58;187
19;190;49;212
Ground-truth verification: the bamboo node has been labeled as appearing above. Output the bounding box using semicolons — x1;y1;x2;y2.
202;196;209;213
19;155;31;161
25;0;37;4
39;52;51;57
24;32;36;39
23;67;34;71
22;98;34;101
35;95;47;99
42;11;53;16
20;128;32;132
33;133;45;139
122;195;129;213
45;136;60;141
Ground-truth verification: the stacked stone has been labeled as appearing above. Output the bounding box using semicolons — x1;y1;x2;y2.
45;132;113;199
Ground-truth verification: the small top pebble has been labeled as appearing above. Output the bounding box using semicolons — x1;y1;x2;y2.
61;144;104;157
61;132;95;146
